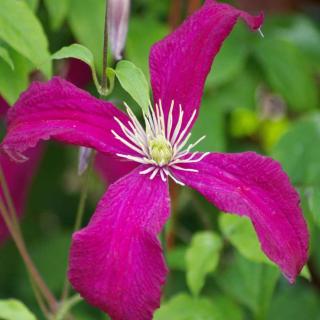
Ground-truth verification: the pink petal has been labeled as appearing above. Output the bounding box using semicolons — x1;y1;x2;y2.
0;96;9;118
65;58;92;88
1;99;41;242
1;77;137;161
149;0;263;133
0;148;42;242
69;167;170;320
95;152;137;185
172;152;309;282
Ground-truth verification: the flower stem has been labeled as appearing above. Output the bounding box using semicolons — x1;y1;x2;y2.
61;153;95;301
29;274;51;318
187;0;201;15
101;0;109;93
0;165;21;233
53;295;82;320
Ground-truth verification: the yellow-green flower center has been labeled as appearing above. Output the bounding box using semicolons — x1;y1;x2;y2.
149;135;173;165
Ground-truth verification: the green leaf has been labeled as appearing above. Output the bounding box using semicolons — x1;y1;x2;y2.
154;294;218;320
126;17;169;78
0;0;51;77
52;44;94;68
254;37;318;111
0;299;37;320
216;253;280;319
0;50;32;104
166;246;187;271
219;214;271;265
206;24;249;88
268;283;320;320
271;113;320;187
115;60;150;113
277;16;320;65
191;96;226;152
68;0;105;74
186;231;223;296
44;0;70;30
306;185;320;229
25;0;39;11
52;44;114;95
0;46;14;70
154;294;243;320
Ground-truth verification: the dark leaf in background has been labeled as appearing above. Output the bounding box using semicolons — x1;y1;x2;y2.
254;37;318;112
216;253;280;319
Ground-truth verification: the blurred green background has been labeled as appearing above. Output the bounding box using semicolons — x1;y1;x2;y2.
0;0;320;319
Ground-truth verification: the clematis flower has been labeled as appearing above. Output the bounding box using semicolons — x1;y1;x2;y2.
0;1;308;319
0;98;41;242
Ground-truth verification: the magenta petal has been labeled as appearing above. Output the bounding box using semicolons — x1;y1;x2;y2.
150;0;263;132
1;99;42;242
65;58;92;88
172;152;309;282
0;147;42;242
0;96;9;118
95;152;138;185
69;167;170;320
1;77;136;161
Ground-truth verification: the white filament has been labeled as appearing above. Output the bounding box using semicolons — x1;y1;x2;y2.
111;100;209;184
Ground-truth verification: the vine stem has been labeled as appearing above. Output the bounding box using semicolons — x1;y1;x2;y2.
0;165;21;233
0;174;57;315
61;153;95;302
101;0;109;92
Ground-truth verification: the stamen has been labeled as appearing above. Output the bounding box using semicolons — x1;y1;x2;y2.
173;132;192;156
116;153;151;164
114;117;145;150
148;102;160;135
140;166;157;175
176;135;206;159
158;100;166;136
171;104;184;145
113;101;208;182
160;169;167;182
171;165;198;173
150;167;159;180
174;109;197;149
111;130;145;155
163;167;185;186
127;121;149;152
172;152;209;165
124;103;146;136
155;103;162;135
166;100;175;140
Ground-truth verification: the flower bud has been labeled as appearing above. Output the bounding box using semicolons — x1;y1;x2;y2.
78;147;92;175
107;0;130;60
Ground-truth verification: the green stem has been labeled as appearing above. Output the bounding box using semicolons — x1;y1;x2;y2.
100;0;109;93
61;153;95;301
53;295;82;320
29;275;51;319
0;165;21;234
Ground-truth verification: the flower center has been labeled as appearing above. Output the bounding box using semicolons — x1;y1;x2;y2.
112;100;209;184
148;135;173;165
